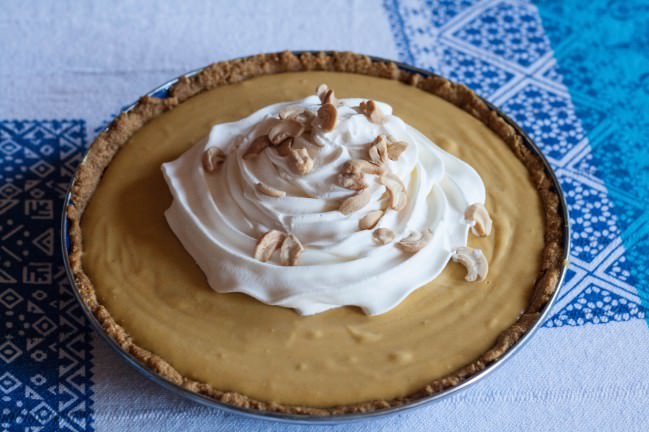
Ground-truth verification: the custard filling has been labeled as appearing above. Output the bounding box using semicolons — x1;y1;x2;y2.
82;72;544;407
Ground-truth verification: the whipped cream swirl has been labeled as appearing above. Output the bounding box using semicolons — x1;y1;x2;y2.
162;94;486;315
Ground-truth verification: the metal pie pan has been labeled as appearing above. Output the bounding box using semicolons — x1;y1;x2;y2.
61;52;570;424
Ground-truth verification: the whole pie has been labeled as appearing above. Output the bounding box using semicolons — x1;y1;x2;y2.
66;52;566;416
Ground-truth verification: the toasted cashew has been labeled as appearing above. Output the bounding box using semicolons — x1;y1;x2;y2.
339;188;371;215
255;182;286;198
464;203;492;237
452;247;488;282
268;119;304;145
254;230;286;262
378;172;407;211
280;234;304;266
358;210;383;230
396;230;431;253
372;228;395;245
202;147;226;172
243;135;271;159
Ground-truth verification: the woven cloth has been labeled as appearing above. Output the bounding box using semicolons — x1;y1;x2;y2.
1;0;648;430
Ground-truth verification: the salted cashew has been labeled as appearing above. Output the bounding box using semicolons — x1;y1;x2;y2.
359;100;385;124
279;234;304;266
254;230;286;262
268;119;304;145
368;135;389;165
316;103;338;131
378;172;407;211
337;172;367;190
358;210;383;230
243;135;271;159
341;159;384;176
451;247;488;282
396;230;431;253
202;147;226;172
279;106;316;126
464;203;492;237
386;139;408;161
287;148;314;175
339;188;371;215
255;182;286;198
372;228;395;245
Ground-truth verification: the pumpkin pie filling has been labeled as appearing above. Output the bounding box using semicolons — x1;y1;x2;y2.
68;53;564;414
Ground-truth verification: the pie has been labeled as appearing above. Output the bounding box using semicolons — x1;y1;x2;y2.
66;51;566;416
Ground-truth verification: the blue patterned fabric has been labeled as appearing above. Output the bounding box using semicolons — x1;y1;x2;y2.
385;0;648;329
0;121;93;431
1;0;648;430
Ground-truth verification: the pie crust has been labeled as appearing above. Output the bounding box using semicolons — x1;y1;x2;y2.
66;51;566;416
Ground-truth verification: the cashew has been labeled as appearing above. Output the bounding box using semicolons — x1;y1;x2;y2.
464;203;492;237
378;172;407;211
279;106;316;126
254;230;286;262
452;247;488;282
243;135;271;159
372;228;395;245
387;140;408;161
287;147;314;175
255;182;286;198
359;100;385;124
339;188;371;215
341;159;384;176
279;234;304;266
368;135;389;165
396;230;431;253
268;119;304;145
316;103;338;131
358;210;383;230
337;172;367;190
202;147;226;172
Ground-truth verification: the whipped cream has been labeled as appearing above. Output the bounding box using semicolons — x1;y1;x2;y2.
162;93;487;315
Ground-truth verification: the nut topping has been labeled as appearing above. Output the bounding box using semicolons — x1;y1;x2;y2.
368;135;389;165
315;84;339;106
358;210;383;230
243;135;271;159
316;103;338;131
464;203;492;237
268;119;304;145
372;228;395;245
396;230;431;253
359;100;385;124
387;139;408;161
255;182;286;198
276;138;293;157
280;234;304;266
378;172;407;211
287;147;314;175
339;188;371;215
279;106;316;126
202;147;226;172
341;159;384;176
337;172;367;190
254;230;286;262
452;247;488;282
315;83;329;101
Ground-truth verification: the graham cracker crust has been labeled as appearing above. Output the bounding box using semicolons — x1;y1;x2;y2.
66;51;566;416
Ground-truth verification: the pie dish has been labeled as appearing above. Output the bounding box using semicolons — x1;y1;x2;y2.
62;51;569;421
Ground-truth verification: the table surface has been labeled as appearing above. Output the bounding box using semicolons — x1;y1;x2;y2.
1;0;648;431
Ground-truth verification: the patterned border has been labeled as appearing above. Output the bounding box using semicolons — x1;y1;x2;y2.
383;0;647;327
0;120;94;432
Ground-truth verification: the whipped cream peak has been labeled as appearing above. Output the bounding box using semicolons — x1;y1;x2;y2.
162;84;491;315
